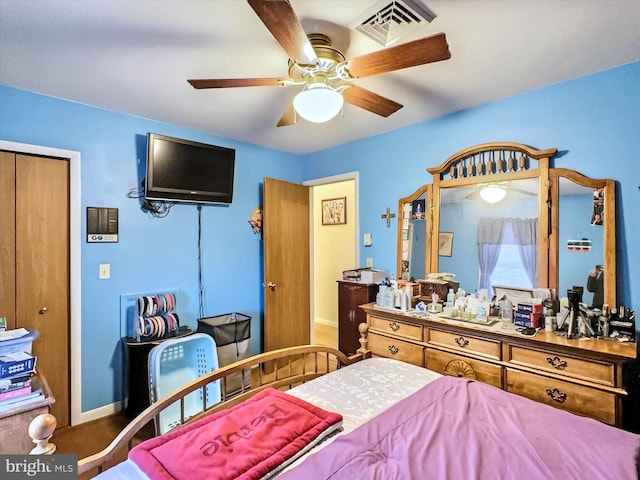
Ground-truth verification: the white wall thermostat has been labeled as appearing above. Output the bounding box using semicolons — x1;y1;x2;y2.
87;207;119;243
363;233;373;246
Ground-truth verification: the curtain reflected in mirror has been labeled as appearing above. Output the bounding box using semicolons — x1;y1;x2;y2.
477;218;537;293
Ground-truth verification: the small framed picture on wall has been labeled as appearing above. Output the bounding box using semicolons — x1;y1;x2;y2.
411;199;425;220
439;232;453;257
322;197;347;225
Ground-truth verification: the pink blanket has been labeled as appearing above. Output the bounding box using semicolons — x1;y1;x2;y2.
280;376;640;480
129;388;342;480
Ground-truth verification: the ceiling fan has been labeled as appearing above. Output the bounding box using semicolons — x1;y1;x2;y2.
187;0;451;126
466;181;537;204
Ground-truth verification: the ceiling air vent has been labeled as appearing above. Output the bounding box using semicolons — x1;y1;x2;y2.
349;0;437;47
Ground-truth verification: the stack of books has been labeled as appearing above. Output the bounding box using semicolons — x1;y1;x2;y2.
0;330;42;413
1;373;42;407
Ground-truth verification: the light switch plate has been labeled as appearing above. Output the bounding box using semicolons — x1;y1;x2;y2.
363;233;373;246
99;264;110;279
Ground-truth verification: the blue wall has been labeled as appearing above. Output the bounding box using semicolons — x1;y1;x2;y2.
1;60;638;414
0;87;302;410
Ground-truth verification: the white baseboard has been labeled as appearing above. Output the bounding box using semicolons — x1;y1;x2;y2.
76;401;122;425
76;318;335;425
314;317;337;327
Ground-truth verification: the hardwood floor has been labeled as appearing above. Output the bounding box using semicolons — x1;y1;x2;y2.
53;413;154;479
53;322;338;477
314;321;338;349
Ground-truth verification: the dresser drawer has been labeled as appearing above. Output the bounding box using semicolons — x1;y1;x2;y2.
426;348;501;388
369;332;424;367
369;315;423;342
428;329;500;360
505;369;616;425
507;346;614;386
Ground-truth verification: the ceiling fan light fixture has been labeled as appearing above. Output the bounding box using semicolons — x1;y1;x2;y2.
479;185;507;204
293;77;343;123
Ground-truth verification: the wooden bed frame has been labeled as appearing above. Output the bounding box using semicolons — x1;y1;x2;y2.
70;325;370;476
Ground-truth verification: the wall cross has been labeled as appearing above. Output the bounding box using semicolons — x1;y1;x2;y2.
380;207;396;228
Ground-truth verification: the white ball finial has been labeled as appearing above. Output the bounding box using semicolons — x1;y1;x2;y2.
28;413;57;455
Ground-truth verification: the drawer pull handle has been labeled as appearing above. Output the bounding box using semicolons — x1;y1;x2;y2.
454;336;469;348
388;345;399;355
545;388;567;403
389;322;400;332
348;310;355;322
546;356;567;370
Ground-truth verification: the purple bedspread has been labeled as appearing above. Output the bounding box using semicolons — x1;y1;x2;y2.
280;376;640;480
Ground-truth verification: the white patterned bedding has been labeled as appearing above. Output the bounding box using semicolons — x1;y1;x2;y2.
286;357;441;434
93;358;441;479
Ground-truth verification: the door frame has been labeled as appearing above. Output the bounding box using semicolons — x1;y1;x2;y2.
303;171;360;341
0;140;82;425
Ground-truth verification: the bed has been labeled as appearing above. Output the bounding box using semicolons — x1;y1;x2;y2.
75;332;640;480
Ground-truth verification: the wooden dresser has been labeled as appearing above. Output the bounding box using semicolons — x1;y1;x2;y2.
361;303;636;426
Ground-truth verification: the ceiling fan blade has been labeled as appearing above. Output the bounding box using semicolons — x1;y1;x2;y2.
346;32;451;79
343;85;403;117
188;78;285;89
276;104;295;127
247;0;318;66
510;187;537;196
465;190;481;201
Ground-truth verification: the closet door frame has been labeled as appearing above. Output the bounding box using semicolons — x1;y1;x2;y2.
0;140;83;425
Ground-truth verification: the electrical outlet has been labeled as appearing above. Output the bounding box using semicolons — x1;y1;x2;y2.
99;264;110;279
366;257;373;268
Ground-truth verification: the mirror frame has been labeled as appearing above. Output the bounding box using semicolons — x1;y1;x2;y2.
424;142;558;287
549;168;616;307
396;184;432;280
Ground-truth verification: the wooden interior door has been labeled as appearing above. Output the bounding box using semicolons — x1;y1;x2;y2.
0;152;17;324
1;152;71;427
263;178;310;351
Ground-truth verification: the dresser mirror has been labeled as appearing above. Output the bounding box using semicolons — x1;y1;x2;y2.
397;143;555;294
396;143;618;307
550;168;616;307
396;184;432;281
426;143;555;294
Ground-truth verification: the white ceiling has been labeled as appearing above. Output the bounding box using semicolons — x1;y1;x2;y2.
1;0;639;155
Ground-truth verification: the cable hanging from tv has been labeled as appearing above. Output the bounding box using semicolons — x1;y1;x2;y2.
126;186;175;218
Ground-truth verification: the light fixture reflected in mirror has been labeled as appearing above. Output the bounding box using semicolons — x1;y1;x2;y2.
293;76;343;123
479;184;507;204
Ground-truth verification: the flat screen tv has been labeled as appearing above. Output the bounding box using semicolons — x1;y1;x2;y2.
145;133;235;204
